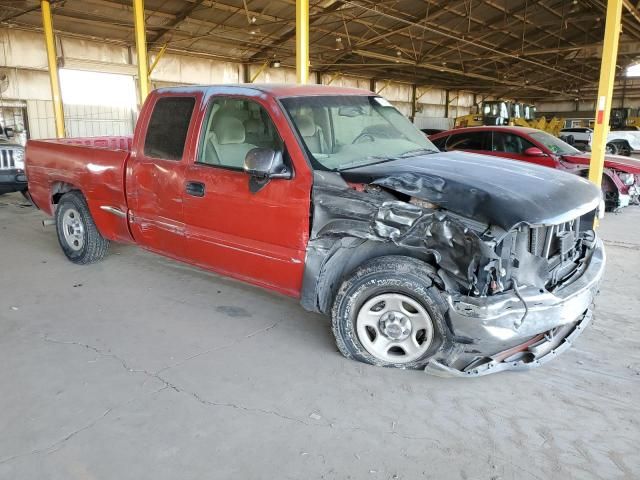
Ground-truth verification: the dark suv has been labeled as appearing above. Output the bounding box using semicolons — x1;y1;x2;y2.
0;125;27;195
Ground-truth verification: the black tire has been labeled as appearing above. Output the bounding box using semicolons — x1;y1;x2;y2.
602;176;619;212
55;191;109;264
331;256;448;369
606;142;619;155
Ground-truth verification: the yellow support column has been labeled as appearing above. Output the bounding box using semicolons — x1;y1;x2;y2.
589;0;623;202
41;0;65;138
133;0;150;102
296;0;309;84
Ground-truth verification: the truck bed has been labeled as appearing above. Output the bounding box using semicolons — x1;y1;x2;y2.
26;136;134;243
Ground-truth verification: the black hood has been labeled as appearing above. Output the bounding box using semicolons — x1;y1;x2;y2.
339;151;600;230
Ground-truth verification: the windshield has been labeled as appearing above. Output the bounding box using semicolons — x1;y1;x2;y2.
280;95;437;170
529;130;581;156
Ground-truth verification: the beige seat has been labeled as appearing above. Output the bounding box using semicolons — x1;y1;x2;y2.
295;114;327;154
203;116;256;168
244;118;268;147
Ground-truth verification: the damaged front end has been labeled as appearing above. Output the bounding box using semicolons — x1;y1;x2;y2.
302;165;605;377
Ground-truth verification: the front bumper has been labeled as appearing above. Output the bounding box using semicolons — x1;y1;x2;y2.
426;237;605;377
0;169;27;194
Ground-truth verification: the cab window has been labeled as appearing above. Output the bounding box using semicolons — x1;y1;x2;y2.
144;97;196;161
198;97;284;169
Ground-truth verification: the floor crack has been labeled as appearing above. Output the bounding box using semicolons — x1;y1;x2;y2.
155;319;283;374
0;385;168;465
35;333;442;454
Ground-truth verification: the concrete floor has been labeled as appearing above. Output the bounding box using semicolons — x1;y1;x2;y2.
0;192;638;480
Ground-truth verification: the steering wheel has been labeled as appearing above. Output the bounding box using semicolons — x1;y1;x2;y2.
352;132;376;144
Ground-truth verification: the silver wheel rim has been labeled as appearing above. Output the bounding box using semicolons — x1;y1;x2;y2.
61;208;85;251
356;293;434;364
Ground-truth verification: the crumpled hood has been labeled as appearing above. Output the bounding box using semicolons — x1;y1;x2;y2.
561;152;640;174
340;151;601;230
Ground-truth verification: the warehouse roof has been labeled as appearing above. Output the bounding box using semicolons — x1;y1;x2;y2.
2;0;640;100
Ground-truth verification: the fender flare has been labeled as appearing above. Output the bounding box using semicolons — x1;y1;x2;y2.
300;237;440;315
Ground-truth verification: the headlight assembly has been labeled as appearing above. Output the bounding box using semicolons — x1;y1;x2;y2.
13;148;24;169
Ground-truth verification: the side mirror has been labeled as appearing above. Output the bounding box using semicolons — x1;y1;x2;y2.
244;148;291;179
524;147;545;157
4;127;14;138
244;148;291;192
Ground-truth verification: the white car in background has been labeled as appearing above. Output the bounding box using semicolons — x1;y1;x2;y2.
560;126;640;156
559;127;592;148
607;127;640;156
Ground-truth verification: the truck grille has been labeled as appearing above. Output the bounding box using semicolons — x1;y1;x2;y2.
0;149;16;169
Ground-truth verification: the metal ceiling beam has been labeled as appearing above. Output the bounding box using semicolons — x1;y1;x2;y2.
148;0;205;45
350;49;567;95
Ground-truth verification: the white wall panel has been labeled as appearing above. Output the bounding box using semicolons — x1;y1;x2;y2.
413;116;454;130
320;74;370;90
60;37;129;65
26;100;55;139
0;29;47;69
150;53;242;84
1;69;52;101
416;87;446;105
247;65;297;84
378;81;412;102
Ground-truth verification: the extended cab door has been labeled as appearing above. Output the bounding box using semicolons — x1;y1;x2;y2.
127;94;199;260
181;94;313;297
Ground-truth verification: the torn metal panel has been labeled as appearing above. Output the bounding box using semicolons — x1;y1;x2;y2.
303;171;503;312
424;308;594;377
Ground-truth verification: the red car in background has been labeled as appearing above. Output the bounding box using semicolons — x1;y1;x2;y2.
430;126;640;211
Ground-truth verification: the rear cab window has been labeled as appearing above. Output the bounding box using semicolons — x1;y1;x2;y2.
144;97;196;160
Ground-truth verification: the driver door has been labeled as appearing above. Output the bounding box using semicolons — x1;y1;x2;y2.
181;95;312;296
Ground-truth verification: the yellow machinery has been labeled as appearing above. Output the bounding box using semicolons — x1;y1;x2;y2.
454;113;483;128
455;100;565;136
513;115;565;137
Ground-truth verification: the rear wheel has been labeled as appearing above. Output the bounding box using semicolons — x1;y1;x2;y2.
606;142;619;155
55;191;109;264
331;256;447;369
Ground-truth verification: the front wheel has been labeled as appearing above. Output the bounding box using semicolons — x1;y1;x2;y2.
55;191;109;264
606;142;619;155
331;256;447;369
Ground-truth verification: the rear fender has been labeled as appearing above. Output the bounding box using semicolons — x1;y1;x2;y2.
50;182;134;244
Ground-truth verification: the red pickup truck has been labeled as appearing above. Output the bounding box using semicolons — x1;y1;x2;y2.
26;85;605;377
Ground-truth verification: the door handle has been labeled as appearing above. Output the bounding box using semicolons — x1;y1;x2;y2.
185;181;205;197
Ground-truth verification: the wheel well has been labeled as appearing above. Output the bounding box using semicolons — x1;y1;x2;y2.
51;181;80;205
307;239;439;315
